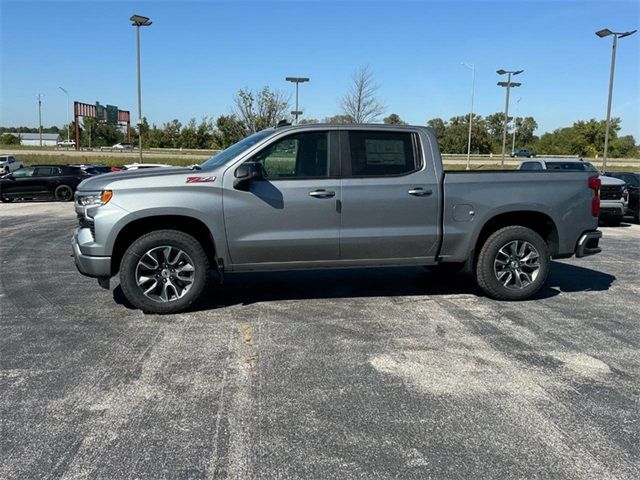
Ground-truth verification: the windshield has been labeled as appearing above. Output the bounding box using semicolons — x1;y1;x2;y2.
200;130;274;170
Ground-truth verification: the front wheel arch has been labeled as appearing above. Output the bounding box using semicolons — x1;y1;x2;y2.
111;215;217;276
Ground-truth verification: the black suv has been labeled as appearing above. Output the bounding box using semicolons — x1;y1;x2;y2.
0;165;88;202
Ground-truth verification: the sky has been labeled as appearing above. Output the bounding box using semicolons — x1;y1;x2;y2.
1;0;639;136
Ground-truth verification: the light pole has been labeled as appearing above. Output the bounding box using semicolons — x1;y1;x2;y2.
285;77;310;124
131;14;152;162
36;93;44;147
511;97;522;154
462;63;475;170
497;69;523;166
595;28;637;170
59;86;70;143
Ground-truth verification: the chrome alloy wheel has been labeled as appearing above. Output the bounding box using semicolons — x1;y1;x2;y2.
135;246;196;303
493;240;540;290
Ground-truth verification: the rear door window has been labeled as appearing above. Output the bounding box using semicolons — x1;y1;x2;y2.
347;131;417;177
34;167;56;177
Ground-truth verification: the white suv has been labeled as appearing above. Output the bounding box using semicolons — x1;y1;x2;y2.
0;155;24;175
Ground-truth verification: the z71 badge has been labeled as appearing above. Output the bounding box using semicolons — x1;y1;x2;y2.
185;176;215;183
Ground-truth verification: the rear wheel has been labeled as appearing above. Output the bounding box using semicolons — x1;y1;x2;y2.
119;230;209;314
476;226;549;301
54;184;74;202
1;195;13;203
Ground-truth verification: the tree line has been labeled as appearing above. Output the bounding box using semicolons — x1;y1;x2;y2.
1;65;638;157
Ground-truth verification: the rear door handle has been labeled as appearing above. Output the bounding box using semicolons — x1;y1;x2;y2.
408;187;432;197
309;189;335;199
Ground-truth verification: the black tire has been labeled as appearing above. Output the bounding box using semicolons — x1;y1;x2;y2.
1;196;13;203
119;230;209;314
476;226;550;301
54;184;74;202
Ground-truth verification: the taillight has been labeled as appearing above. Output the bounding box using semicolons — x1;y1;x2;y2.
589;177;601;217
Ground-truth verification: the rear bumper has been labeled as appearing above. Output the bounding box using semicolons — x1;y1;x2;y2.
72;233;111;278
575;230;602;258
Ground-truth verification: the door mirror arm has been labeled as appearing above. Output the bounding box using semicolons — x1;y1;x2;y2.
233;162;264;190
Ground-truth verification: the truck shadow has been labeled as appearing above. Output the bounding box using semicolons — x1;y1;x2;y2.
113;261;615;312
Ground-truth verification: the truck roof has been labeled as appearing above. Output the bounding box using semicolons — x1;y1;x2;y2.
272;123;431;133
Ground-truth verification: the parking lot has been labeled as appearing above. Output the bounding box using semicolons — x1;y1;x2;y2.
1;201;638;479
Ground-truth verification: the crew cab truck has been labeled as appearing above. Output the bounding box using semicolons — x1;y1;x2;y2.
72;124;603;314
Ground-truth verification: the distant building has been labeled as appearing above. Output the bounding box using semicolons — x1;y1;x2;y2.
7;132;61;147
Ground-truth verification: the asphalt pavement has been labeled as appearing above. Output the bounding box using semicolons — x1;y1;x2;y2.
1;202;638;479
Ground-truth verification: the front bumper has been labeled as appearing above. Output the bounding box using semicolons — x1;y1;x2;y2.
599;200;626;218
72;231;111;278
575;230;602;258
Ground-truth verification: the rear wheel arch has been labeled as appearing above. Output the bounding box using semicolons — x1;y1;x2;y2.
472;211;559;266
110;215;217;276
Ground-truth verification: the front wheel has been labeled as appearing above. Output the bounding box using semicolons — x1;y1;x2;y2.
119;230;210;314
54;184;74;201
476;226;550;301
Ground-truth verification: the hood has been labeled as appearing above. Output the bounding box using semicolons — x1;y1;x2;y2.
598;175;626;186
77;166;194;191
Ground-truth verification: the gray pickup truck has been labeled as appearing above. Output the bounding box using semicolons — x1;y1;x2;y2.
72;124;602;313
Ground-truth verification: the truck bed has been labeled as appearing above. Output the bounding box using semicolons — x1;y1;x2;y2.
438;170;599;262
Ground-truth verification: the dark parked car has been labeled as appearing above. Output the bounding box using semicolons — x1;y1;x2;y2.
605;172;639;222
70;164;113;175
510;149;536;158
0;165;88;202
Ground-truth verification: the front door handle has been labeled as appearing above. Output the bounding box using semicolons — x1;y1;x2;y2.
408;187;432;196
309;189;335;199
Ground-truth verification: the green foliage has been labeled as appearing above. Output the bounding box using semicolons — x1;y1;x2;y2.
0;126;64;134
213;115;247;149
383;113;407;125
234;86;290;133
427;118;446;141
79;117;122;147
427;114;493;154
324;114;354;124
484;112;505;144
0;133;20;145
610;135;639;158
532;118;638;158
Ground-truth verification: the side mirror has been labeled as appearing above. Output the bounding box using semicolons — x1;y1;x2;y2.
234;162;263;190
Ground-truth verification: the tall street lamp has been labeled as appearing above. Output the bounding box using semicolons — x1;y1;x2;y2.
511;97;522;155
285;77;310;124
131;14;152;163
58;86;70;143
595;28;637;170
462;63;475;170
497;68;523;166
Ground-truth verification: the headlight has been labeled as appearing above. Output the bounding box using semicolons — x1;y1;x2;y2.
76;190;112;206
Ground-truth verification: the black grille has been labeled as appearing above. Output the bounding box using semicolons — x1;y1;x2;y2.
600;185;624;200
